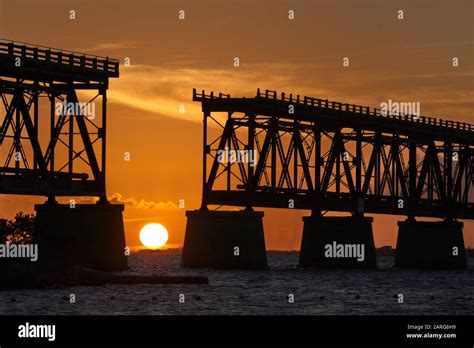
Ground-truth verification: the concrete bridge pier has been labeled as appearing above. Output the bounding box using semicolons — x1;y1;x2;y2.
298;214;377;268
35;202;128;272
395;218;467;268
181;209;267;268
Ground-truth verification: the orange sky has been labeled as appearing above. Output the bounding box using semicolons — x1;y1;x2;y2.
0;0;473;249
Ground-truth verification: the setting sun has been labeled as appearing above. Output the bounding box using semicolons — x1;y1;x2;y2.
139;223;169;249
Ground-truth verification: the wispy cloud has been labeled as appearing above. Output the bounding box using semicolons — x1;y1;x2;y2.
56;193;178;210
74;42;143;53
105;63;328;123
108;192;178;210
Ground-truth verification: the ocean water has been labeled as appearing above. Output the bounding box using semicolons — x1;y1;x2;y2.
1;251;473;315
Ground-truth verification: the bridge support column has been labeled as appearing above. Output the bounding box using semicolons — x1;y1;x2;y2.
182;210;267;268
395;219;466;268
298;215;376;268
35;203;127;272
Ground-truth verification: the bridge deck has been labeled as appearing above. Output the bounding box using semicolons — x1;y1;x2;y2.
193;89;474;145
0;39;119;83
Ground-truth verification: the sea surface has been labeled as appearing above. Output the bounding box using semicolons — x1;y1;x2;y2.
1;251;473;315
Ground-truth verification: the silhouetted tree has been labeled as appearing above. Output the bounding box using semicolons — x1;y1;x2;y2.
0;212;37;244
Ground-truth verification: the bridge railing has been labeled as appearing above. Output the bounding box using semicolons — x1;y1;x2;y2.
193;88;473;132
255;88;473;132
0;39;119;77
193;89;231;100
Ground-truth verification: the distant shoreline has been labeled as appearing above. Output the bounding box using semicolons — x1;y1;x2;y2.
136;247;474;257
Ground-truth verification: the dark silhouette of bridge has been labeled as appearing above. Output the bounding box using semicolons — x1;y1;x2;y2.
0;39;118;199
182;88;473;269
0;39;126;271
1;38;471;271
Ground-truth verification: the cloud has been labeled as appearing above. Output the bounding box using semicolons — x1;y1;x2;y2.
74;42;143;53
105;63;326;124
56;193;178;210
108;192;178;210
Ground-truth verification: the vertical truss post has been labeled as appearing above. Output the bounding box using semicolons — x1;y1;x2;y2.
68;101;74;176
271;119;277;189
14;90;20;173
99;88;107;202
200;110;210;210
314;126;321;187
33;87;38;172
49;93;55;175
355;128;362;215
226;113;231;191
335;131;341;195
445;141;453;207
293;120;298;192
408;140;417;215
247;112;255;208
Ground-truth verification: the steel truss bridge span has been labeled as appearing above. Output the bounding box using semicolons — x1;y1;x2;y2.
194;88;474;220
